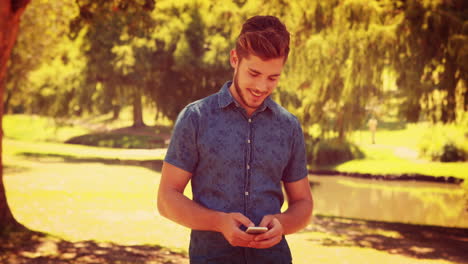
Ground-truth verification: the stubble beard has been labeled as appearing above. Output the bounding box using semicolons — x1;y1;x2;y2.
234;71;255;109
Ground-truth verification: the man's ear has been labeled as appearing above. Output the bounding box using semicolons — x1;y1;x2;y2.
230;49;238;68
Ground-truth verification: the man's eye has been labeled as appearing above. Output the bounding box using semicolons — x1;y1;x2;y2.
269;77;278;81
249;72;259;77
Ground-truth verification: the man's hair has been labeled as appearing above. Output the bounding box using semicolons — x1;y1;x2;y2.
236;15;290;62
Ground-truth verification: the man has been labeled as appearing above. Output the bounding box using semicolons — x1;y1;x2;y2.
157;15;313;263
368;117;378;144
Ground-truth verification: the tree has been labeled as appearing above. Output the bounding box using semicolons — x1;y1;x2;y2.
271;0;466;139
4;0;77;115
70;0;156;127
276;0;397;140
0;0;31;233
393;0;468;123
147;0;235;121
5;0;83;117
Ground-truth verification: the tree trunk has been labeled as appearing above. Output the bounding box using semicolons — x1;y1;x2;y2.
336;109;346;142
132;92;145;128
112;104;120;120
464;80;468;112
0;0;31;233
405;100;421;123
3;76;21;114
3;86;12;114
440;57;458;123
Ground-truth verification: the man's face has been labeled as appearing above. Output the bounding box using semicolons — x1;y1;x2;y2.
229;50;285;115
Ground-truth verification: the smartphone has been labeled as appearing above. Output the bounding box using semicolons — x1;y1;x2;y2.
246;226;268;234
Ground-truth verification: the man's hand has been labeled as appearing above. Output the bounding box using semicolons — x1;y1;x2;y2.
218;212;256;247
248;215;284;249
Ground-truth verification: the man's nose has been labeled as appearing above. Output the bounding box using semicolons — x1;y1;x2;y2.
254;79;269;92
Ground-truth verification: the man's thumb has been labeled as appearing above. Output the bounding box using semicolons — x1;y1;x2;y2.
233;213;254;227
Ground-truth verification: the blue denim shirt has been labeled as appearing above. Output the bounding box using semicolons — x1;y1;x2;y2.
165;81;308;264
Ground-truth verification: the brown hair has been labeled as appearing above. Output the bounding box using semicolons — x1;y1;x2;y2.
236;15;290;62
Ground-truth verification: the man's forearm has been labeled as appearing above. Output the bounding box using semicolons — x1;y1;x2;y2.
157;188;225;232
274;198;313;235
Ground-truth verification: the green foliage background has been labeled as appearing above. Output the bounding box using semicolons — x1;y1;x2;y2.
5;0;468;162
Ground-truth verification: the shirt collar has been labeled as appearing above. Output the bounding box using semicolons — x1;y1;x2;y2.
217;81;276;115
218;81;236;109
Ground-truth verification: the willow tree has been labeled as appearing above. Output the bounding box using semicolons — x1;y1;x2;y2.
0;0;30;233
393;0;468;123
276;0;399;140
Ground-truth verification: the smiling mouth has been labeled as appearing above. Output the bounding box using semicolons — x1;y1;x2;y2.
249;89;263;98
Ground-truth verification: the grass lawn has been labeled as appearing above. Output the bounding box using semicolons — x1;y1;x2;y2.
5;138;166;163
4;114;170;149
327;124;468;182
3;114;91;143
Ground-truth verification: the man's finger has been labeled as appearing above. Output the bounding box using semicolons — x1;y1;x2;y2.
234;228;256;242
256;217;282;241
232;213;255;228
258;218;269;228
254;226;279;241
258;214;274;228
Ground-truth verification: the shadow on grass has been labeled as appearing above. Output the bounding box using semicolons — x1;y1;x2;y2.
307;215;468;263
65;133;166;149
4;165;30;175
65;125;172;149
0;228;188;264
17;152;164;172
109;125;173;136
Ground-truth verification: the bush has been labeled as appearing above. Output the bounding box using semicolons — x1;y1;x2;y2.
418;124;467;162
306;137;364;167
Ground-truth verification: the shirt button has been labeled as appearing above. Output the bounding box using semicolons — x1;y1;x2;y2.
247;164;250;170
245;192;249;196
248;119;252;123
247;139;251;144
